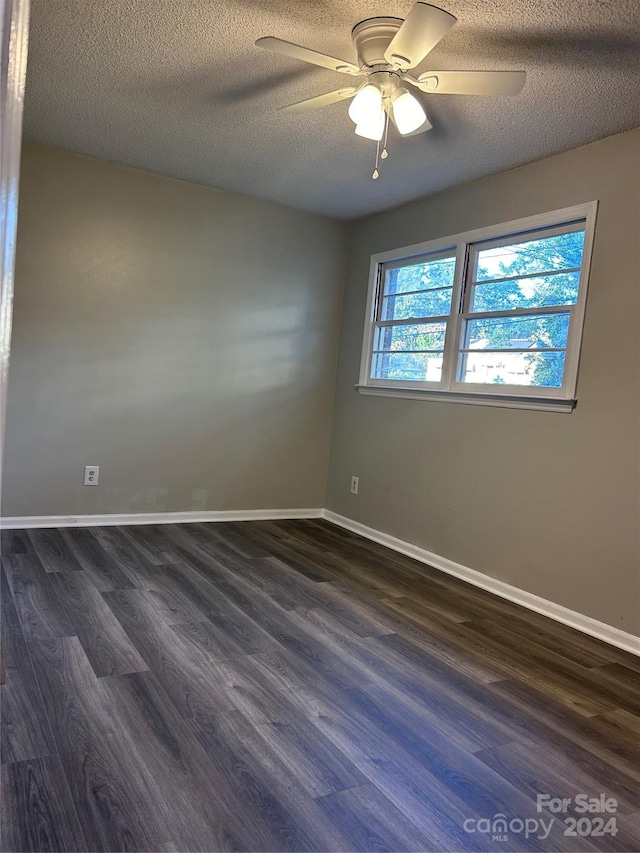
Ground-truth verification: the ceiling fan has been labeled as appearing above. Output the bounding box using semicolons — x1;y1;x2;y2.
256;2;526;176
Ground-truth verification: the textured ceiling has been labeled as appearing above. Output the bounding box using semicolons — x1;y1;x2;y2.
23;0;640;218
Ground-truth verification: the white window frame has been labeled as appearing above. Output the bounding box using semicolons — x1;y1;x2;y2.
357;202;598;413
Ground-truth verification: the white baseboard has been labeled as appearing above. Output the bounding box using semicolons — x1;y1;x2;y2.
323;510;640;658
0;507;324;530
2;505;637;657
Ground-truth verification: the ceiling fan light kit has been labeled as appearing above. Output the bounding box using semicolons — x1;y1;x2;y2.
355;113;386;141
348;84;383;124
256;2;526;180
390;87;427;134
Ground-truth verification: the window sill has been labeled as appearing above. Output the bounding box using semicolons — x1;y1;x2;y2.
355;384;576;413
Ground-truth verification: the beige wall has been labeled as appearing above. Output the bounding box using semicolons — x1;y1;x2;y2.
2;144;347;515
327;129;640;636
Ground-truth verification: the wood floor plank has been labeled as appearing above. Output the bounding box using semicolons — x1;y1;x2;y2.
280;521;457;602
227;522;334;582
228;555;328;612
267;527;405;600
381;607;616;717
103;588;237;718
26;529;83;574
190;708;341;852
108;562;205;626
233;676;367;802
377;609;504;685
92;525;161;584
192;520;271;559
460;618;640;715
59;528;136;592
162;521;263;567
48;570;148;678
1;755;88;853
171;614;274;660
485;677;640;781
345;681;531;814
284;609;517;752
115;523;183;566
162;561;279;652
166;546;375;690
307;598;502;686
2;554;76;643
381;591;473;627
599;706;640;740
180;653;368;799
0;530;28;556
98;670;240;851
474;736;640;816
27;636;175;852
242;715;367;800
189;710;354;852
297;583;399;639
244;653;517;851
275;627;375;692
585;645;640;675
0;568;57;765
315;783;445;852
469;613;620;669
586;663;640;707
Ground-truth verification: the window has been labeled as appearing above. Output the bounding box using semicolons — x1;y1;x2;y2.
358;203;597;412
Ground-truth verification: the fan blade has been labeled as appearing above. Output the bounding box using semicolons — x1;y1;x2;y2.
255;37;361;75
413;70;526;95
279;88;357;114
384;3;457;70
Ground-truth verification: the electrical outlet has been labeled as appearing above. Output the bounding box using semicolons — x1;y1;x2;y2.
84;465;99;486
350;475;359;495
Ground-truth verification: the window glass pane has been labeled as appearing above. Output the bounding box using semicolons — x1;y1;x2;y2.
470;272;580;312
463;312;570;350
384;256;455;295
371;352;443;382
474;229;585;282
374;322;447;353
459;351;566;387
381;288;452;320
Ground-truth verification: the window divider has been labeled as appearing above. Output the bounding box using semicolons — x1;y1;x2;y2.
458;346;567;354
461;305;573;322
471;265;582;287
381;284;454;299
374;315;451;328
372;349;447;355
440;240;468;390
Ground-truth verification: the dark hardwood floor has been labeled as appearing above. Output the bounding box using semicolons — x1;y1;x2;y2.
1;518;639;852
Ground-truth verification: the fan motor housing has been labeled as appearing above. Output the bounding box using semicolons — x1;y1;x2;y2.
351;17;403;68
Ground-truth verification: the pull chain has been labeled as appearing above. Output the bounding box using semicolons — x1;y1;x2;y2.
372;106;390;179
381;107;390;160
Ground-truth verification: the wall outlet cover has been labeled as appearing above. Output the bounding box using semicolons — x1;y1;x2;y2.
84;465;99;486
